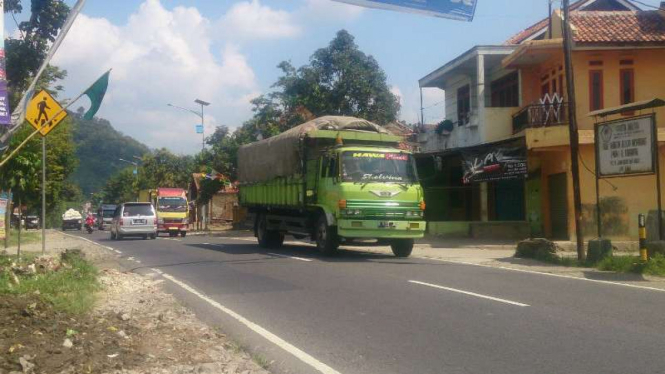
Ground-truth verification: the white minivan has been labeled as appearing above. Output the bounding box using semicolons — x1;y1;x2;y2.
110;202;157;240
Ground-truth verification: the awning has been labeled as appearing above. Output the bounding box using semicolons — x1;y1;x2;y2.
588;98;665;118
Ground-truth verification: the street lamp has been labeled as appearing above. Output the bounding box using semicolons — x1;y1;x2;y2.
167;98;210;151
118;158;139;202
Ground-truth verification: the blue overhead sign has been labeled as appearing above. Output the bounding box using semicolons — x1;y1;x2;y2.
332;0;477;21
196;124;204;134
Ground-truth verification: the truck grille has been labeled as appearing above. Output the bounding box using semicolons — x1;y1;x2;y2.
163;218;183;224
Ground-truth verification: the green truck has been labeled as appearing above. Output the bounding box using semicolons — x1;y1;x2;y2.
238;116;426;257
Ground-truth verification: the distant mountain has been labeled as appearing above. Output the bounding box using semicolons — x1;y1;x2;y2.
69;112;150;194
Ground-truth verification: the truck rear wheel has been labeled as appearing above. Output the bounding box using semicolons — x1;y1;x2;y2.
316;216;339;256
257;214;284;248
390;239;414;258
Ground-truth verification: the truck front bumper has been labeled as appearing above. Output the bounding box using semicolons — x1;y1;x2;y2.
337;219;425;239
158;224;187;232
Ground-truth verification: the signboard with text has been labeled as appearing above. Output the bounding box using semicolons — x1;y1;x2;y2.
0;192;11;240
462;144;528;184
595;115;656;177
332;0;478;21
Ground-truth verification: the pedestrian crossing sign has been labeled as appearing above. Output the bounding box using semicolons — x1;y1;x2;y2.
27;90;68;136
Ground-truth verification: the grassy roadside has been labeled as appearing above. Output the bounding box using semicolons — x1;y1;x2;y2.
0;251;99;314
515;242;665;277
5;230;42;247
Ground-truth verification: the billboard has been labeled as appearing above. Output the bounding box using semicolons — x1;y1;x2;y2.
332;0;478;21
462;144;528;184
0;192;10;240
595;114;656;177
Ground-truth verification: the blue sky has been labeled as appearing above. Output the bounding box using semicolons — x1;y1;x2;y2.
10;0;662;153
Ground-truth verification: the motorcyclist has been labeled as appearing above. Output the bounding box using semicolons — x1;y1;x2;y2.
85;213;95;230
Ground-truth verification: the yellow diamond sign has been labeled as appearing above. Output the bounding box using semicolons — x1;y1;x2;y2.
27;90;68;136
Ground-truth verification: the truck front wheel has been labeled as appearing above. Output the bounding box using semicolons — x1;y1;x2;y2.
257;215;284;249
315;216;339;256
390;239;414;258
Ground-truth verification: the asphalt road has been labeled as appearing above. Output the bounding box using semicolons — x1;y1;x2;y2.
71;230;665;374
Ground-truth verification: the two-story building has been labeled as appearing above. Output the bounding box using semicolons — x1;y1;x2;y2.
417;0;665;240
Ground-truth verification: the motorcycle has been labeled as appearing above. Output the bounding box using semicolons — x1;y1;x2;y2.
84;216;95;234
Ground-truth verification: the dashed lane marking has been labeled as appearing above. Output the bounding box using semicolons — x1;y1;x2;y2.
409;280;530;307
160;272;341;374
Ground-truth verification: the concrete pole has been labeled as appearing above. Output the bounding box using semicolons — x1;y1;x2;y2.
477;53;489;222
42;136;46;255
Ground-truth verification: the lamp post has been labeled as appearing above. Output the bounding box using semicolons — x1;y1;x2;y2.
167;99;210;152
118;158;139;202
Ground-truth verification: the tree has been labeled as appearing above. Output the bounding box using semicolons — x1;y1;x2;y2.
252;30;399;129
138;149;194;190
101;168;138;204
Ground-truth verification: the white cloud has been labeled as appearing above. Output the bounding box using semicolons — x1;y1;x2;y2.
53;0;261;153
398;86;446;125
218;0;301;42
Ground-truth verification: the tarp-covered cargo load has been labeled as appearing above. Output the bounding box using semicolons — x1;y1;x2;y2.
238;116;392;184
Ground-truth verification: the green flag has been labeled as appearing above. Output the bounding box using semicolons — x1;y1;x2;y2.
83;70;110;120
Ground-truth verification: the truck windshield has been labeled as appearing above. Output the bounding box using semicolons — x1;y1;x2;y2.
341;152;417;183
102;210;115;218
158;197;187;212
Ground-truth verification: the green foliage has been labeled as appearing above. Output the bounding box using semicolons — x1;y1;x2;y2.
0;253;99;314
69;112;150;195
203;29;399;179
138;149;194;190
197;178;225;205
6;229;41;247
597;254;665;276
100;167;137;204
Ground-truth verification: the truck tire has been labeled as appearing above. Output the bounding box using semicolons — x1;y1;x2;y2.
315;216;339;256
257;214;284;248
390;239;414;258
180;231;186;238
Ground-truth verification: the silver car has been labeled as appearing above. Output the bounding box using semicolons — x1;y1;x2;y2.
110;202;157;240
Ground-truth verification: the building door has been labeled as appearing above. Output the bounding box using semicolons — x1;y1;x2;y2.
526;174;543;236
548;173;569;240
494;179;525;221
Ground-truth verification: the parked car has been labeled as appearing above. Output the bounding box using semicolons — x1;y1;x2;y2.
110;202;157;240
24;215;40;230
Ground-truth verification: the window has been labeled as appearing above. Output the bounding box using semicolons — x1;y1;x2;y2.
490;72;519;107
457;85;471;126
589;70;604;111
620;69;635;105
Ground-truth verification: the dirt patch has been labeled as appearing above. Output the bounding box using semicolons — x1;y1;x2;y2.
1;231;271;374
0;294;143;374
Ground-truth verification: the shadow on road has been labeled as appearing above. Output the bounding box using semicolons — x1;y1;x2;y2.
186;242;444;266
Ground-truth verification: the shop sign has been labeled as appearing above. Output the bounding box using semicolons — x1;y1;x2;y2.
595;115;656;177
462;145;527;184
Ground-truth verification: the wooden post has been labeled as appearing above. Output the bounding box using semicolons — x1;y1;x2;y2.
562;0;586;261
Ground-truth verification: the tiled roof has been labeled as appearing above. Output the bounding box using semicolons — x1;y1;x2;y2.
505;0;589;44
571;11;665;44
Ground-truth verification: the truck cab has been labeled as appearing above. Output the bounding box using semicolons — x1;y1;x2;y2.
140;188;189;237
310;146;426;256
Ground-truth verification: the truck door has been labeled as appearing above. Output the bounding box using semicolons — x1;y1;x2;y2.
317;154;338;205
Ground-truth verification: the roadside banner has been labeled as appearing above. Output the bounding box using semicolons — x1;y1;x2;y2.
0;192;11;240
595;114;656;177
332;0;478;21
0;0;11;125
462;143;528;184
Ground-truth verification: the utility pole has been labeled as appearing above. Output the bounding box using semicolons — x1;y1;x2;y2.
42;137;46;255
562;0;585;261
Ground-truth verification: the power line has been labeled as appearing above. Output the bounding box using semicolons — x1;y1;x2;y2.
632;0;662;10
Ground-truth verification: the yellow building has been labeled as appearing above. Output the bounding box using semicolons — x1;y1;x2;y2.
417;0;665;241
504;7;665;240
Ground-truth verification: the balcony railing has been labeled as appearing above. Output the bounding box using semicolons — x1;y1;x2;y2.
512;102;569;134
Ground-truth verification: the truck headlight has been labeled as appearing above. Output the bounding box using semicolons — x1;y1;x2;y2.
158;219;164;224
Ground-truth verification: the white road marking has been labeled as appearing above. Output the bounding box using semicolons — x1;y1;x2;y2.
160;273;341;374
267;253;313;262
151;268;164;275
424;258;665;293
409;280;530;307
